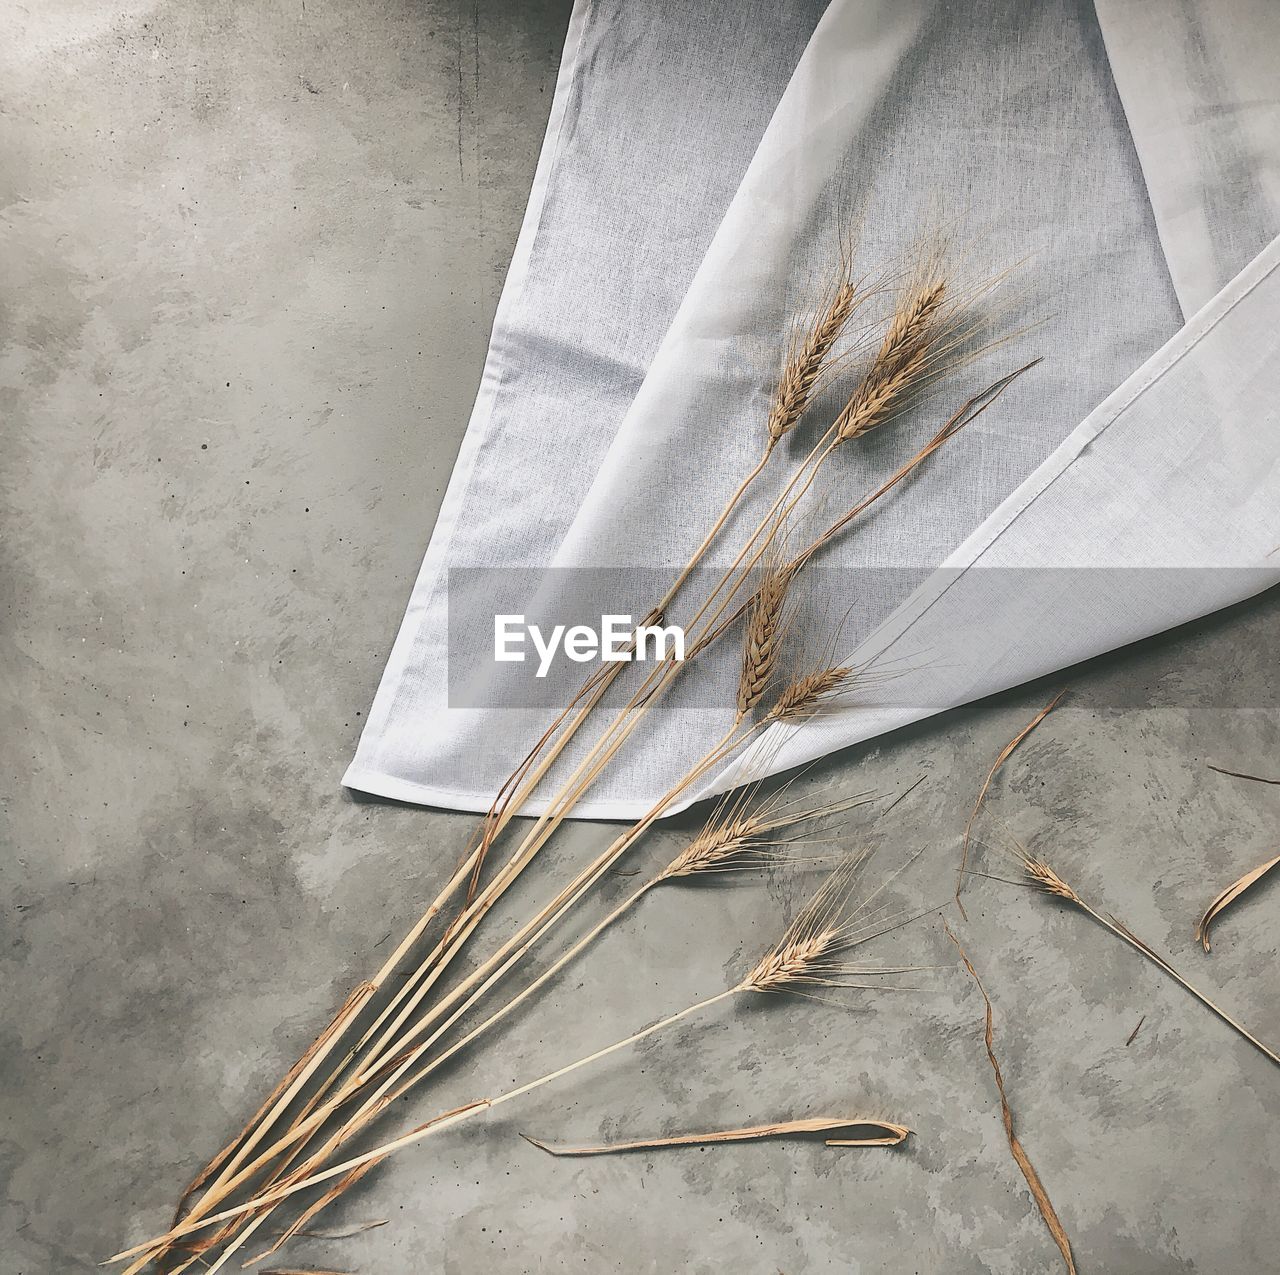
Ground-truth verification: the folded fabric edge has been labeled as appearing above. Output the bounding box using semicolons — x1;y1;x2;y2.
344;230;1280;821
677;230;1280;816
341;0;591;799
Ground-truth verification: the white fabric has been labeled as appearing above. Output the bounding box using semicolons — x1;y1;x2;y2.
1096;0;1280;314
345;0;1280;818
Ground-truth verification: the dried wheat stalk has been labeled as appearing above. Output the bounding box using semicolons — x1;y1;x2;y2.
121;244;1021;1270
689;359;1039;660
1207;764;1280;785
123;720;755;1272
329;268;928;1076
206;674;881;1270
124;667;873;1271
135;516;958;1266
137;565;942;1264
260;1269;351;1275
112;852;925;1256
154;253;873;1254
288;294;970;1108
999;836;1280;1067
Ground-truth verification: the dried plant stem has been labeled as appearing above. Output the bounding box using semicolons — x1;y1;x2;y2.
171;294;840;1232
260;1269;350;1275
321;436;877;1097
374;789;873;1109
134;264;997;1270
308;453;782;1108
131;725;756;1271
955;687;1065;918
466;435;779;894
205;874;672;1273
1207;764;1280;785
1195;850;1280;953
1079;900;1280;1065
116;852;916;1260
657;270;988;675
944;923;1077;1275
162;442;786;1251
173;266;952;1242
166;663;891;1265
1011;848;1280;1067
131;422;954;1270
466;258;872;900
112;991;741;1257
689;362;1037;660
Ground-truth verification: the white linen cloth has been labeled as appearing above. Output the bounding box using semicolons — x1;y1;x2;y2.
344;0;1280;818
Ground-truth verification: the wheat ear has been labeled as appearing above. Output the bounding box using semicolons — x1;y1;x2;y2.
181;671;883;1266
156;256;869;1252
1002;839;1280;1068
110;853;924;1255
134;255;1001;1269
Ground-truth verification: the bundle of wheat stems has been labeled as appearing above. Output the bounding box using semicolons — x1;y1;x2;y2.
111;237;1031;1271
116;849;932;1265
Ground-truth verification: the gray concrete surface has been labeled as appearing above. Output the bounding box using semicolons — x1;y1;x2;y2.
3;3;1279;1273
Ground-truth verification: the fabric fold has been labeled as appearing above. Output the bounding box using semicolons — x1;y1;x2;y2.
694;231;1280;808
345;0;1277;819
1095;0;1280;316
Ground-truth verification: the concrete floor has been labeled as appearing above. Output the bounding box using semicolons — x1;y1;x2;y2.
3;3;1279;1272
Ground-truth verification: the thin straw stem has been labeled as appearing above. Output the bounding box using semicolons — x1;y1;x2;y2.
167;382;952;1260
139;727;750;1267
109;991;741;1258
1074;901;1280;1068
955;687;1065;918
164;433;790;1248
136;267;1000;1269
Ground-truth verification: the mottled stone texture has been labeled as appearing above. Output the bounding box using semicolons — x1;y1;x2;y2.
2;3;1278;1273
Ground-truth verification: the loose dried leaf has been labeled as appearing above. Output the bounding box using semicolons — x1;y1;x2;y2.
955;690;1066;917
521;1116;910;1156
944;923;1077;1275
1195;851;1280;952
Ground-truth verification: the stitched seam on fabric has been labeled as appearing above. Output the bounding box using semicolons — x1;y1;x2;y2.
717;237;1280;798
849;241;1280;657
